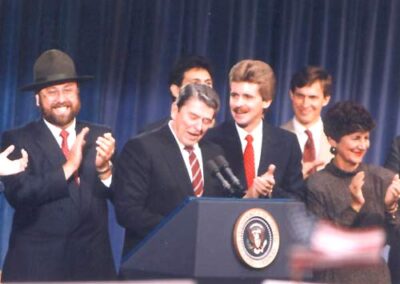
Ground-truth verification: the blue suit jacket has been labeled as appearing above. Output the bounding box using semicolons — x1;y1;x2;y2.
1;120;116;281
205;120;306;201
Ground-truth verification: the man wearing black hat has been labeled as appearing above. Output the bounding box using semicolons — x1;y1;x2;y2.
1;49;117;281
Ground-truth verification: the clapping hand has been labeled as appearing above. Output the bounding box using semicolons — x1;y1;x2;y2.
349;171;365;212
0;145;28;176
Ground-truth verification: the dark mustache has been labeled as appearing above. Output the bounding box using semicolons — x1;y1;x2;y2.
233;106;249;114
52;103;71;108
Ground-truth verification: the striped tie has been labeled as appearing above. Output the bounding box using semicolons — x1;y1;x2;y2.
185;146;204;197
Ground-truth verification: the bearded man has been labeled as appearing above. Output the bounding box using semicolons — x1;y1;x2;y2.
0;49;117;281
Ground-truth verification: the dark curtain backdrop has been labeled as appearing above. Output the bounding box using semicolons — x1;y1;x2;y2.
1;0;400;269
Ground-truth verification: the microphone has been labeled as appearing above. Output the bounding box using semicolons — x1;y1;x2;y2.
206;159;234;194
214;155;245;194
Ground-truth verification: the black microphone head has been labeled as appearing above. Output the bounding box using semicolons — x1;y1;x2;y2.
206;159;234;193
206;159;220;174
214;155;245;195
214;155;229;168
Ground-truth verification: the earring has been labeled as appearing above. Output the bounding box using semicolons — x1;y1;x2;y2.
330;147;337;155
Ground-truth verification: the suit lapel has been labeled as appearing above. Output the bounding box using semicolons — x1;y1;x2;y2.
221;122;246;187
75;121;96;213
33;120;66;168
158;126;194;196
258;122;279;175
33;120;82;206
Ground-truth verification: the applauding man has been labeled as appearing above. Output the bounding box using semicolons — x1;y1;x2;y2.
1;49;116;281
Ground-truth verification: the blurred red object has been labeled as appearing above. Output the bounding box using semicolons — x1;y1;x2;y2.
290;221;385;280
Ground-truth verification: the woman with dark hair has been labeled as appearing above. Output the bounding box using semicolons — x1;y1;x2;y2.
307;101;400;284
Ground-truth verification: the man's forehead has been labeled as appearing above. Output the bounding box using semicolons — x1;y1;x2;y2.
181;97;215;117
43;81;78;90
184;68;211;78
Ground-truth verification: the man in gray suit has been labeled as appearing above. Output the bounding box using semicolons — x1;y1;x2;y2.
281;66;333;178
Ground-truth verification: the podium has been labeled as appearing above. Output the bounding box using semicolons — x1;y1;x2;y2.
120;197;309;282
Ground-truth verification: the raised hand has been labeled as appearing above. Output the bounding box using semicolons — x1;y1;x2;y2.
349;171;365;212
0;145;28;176
384;174;400;215
62;127;89;180
245;164;276;198
95;133;115;179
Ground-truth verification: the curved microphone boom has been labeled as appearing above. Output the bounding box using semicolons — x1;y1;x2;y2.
206;159;234;194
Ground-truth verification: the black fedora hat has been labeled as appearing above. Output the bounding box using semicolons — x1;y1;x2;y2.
20;49;93;92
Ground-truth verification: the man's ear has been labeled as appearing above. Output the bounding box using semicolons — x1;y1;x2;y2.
169;84;180;99
323;95;331;107
170;102;178;120
262;99;272;110
35;94;40;107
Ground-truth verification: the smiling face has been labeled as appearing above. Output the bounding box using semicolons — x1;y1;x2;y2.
330;131;370;172
229;81;271;133
290;81;330;127
171;96;215;146
36;82;81;128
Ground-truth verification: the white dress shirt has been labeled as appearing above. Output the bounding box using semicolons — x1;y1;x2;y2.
168;121;204;182
292;117;324;157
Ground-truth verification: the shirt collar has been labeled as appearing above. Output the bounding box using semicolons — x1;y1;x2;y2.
43;118;76;137
235;119;263;141
293;117;323;134
168;121;200;152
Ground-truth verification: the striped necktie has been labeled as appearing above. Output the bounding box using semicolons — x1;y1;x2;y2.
185;146;204;197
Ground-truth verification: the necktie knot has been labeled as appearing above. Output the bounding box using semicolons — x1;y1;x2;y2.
245;135;253;143
60;129;69;140
305;129;312;139
184;146;194;153
305;130;313;146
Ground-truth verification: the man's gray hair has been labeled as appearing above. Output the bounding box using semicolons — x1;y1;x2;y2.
176;83;220;113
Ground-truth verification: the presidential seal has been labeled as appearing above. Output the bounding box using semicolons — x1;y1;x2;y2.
233;208;280;269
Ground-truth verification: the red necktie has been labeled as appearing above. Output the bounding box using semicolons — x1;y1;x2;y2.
60;129;79;184
185;146;204;197
243;135;255;188
303;130;316;174
60;129;70;158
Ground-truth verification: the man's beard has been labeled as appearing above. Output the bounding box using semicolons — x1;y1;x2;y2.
41;102;80;128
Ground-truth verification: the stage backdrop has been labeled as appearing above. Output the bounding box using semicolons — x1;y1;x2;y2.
1;0;400;269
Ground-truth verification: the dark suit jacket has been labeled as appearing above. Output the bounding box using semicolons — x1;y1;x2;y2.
1;120;116;282
113;125;226;256
385;136;400;174
384;136;400;283
138;116;170;134
205;120;306;201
